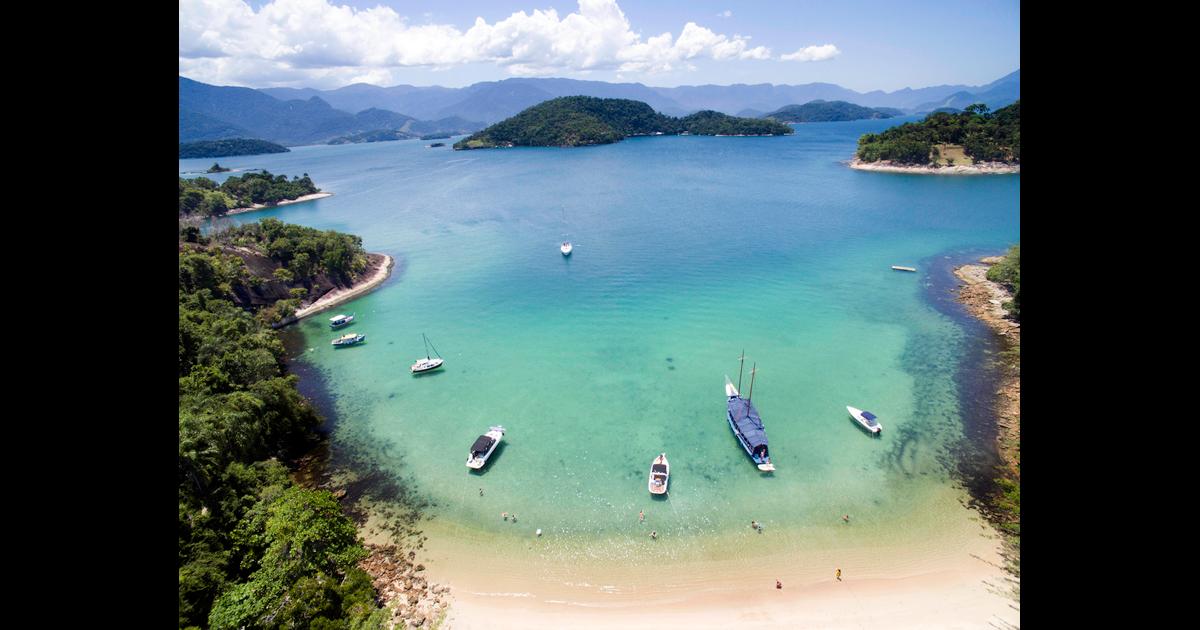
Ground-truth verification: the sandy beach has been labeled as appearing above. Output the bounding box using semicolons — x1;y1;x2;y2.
226;191;334;215
293;253;394;321
849;158;1020;175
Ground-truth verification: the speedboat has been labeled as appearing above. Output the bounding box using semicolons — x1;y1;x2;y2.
847;406;883;435
329;313;355;328
648;453;670;495
467;426;505;469
561;241;573;256
331;332;365;347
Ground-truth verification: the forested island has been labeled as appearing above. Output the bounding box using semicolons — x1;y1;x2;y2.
179;217;386;628
453;96;792;149
853;101;1019;170
179;171;320;217
179;138;290;159
206;163;230;173
763;100;900;122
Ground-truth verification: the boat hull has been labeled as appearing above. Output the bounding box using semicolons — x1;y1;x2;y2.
411;358;444;373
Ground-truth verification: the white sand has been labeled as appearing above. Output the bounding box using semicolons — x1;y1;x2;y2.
294;254;393;320
226;191;334;215
848;159;1019;175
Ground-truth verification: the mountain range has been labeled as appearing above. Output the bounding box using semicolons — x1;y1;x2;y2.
180;70;1018;147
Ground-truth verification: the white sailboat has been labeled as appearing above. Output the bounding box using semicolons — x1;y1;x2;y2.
410;333;445;373
560;207;573;256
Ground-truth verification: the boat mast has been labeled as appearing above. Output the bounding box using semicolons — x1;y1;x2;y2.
423;333;431;360
737;349;745;393
747;363;757;404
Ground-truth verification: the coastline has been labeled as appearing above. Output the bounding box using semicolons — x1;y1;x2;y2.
952;257;1020;478
226;191;334;215
290;253;394;322
848;158;1019;175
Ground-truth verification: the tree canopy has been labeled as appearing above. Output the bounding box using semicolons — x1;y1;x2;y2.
454;96;791;149
179;171;320;217
180;138;290;159
856;100;1020;166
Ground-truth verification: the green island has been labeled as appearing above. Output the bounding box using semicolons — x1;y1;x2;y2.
206;162;231;173
855;101;1020;166
180;138;291;159
179;218;392;629
328;129;414;145
179;171;320;217
763;100;900;123
453;96;792;150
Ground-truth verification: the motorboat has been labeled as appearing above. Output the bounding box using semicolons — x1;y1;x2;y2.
847;406;883;435
329;313;355;328
467;426;505;469
332;332;365;347
648;453;670;495
561;241;573;256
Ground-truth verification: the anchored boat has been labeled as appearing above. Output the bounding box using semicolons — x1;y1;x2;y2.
847;406;883;435
467;425;505;469
725;352;775;472
410;333;445;373
331;332;365;347
648;453;670;495
561;241;573;256
329;313;355;328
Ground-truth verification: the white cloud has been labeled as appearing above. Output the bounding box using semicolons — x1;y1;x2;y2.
718;10;732;18
781;44;841;62
178;0;775;87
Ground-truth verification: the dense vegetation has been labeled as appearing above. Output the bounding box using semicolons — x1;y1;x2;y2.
179;171;320;217
327;129;414;145
454;96;791;149
763;100;896;122
180;138;290;159
986;244;1020;321
206;163;231;173
855;101;1020;165
179;218;385;628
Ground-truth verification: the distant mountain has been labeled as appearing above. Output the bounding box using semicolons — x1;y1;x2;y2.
762;100;896;122
181;77;485;145
454;96;790;150
736;108;766;118
911;70;1020;113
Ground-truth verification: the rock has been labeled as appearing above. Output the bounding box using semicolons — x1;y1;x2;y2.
416;563;426;572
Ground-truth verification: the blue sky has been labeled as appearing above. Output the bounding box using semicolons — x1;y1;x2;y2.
183;0;1019;91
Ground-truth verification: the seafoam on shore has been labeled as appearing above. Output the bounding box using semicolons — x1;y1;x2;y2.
848;158;1019;175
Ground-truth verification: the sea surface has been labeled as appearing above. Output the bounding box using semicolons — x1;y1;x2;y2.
180;117;1019;585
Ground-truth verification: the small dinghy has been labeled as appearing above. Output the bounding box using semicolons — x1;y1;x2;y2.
561;241;573;256
329;313;355;328
331;332;365;347
466;426;505;469
648;453;670;495
891;266;917;272
846;406;883;435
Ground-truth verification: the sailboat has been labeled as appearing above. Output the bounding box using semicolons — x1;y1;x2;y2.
725;351;775;472
560;207;572;256
410;333;445;374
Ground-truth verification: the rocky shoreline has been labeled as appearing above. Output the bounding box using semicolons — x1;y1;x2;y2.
849;158;1020;175
953;257;1020;477
360;543;452;629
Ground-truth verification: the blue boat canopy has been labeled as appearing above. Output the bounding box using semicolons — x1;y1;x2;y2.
862;411;878;425
727;397;769;451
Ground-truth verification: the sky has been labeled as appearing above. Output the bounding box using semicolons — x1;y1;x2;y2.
179;0;1019;92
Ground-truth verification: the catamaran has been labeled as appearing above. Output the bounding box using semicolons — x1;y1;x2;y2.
648;453;670;495
725;351;775;472
847;406;883;435
466;425;505;469
329;313;355;328
331;332;365;347
410;333;445;373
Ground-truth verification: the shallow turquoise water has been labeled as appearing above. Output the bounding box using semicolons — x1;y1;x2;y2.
181;118;1019;558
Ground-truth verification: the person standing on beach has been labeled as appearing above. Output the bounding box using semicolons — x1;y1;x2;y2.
836;568;842;581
